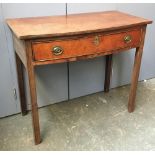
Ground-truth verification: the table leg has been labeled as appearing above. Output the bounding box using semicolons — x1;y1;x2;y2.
128;27;146;112
128;47;144;112
15;53;27;115
104;54;113;92
26;42;41;145
27;65;41;144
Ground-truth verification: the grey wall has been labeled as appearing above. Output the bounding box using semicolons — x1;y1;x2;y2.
0;4;17;117
0;3;155;117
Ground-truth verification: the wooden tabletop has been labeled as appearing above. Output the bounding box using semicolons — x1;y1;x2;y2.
6;11;152;40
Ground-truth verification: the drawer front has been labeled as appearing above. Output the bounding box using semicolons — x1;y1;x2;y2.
32;28;142;61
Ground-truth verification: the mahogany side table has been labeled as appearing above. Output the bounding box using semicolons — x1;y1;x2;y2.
6;11;152;144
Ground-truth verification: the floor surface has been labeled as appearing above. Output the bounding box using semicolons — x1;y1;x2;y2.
1;79;155;150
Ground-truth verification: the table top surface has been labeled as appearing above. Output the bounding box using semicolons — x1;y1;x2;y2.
6;11;152;40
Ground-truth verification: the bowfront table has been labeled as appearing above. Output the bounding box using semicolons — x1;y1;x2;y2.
6;11;152;144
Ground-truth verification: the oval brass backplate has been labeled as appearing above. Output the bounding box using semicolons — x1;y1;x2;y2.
52;46;63;55
124;35;132;43
93;36;100;46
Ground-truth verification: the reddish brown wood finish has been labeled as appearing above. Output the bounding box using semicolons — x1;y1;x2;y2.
25;41;41;145
6;11;152;145
32;46;141;66
128;26;146;112
6;11;152;40
32;28;142;62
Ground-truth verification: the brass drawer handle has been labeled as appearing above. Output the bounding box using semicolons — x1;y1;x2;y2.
52;46;63;55
124;35;132;43
93;36;100;46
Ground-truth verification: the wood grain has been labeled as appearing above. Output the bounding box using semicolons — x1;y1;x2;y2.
32;28;142;61
6;11;152;39
32;46;138;66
